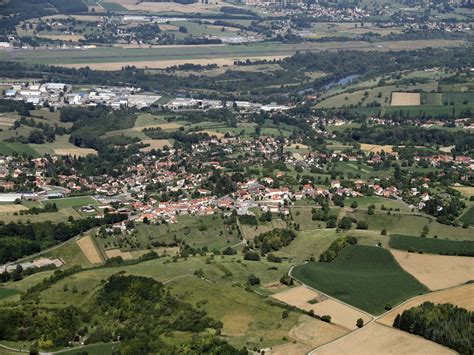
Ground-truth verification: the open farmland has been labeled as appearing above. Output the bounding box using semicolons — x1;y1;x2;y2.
291;245;428;315
459;206;474;226
76;235;103;264
389;234;474;256
1;40;465;68
48;196;98;209
139;139;172;152
266;315;347;355
272;286;372;330
313;322;454;355
53;148;98;157
391;92;421;106
378;283;474;326
390;249;474;290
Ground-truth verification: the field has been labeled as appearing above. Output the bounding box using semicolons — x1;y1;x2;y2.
378;283;474;327
314;322;454;355
347;211;474;241
266;315;347;355
139;139;172;152
458;206;474;226
97;215;240;252
360;143;394;153
389;234;474;255
76;235;103;264
239;219;286;241
1;40;465;68
0;142;38;157
53;148;98;157
0;288;18;300
31;255;303;349
291;207;341;230
0;207;81;223
344;196;411;212
272;286;372;330
0;205;27;213
391;249;474;291
451;186;474;197
105;249;133;260
291;245;428;315
49;196;98;209
391;92;421;106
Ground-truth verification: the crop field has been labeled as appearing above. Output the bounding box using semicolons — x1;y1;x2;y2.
458;206;474;226
390;92;421;106
0;288;18;300
291;245;428;314
359;143;395;153
390;249;474;290
383;103;474;117
76;235;104;264
272;286;372;330
239;218;286;241
53;148;98;157
451;186;474;197
0;142;38;157
41;240;90;267
314;322;454;355
139;139;172;152
378;283;474;327
389;234;474;255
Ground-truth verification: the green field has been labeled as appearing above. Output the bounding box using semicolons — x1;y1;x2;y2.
0;288;18;300
459;206;474;226
292;245;428;314
347;211;474;240
0;142;38;157
48;196;98;209
389;234;474;256
0;40;465;66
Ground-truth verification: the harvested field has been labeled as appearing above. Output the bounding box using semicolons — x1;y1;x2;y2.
76;235;103;264
199;130;225;138
267;315;347;355
105;249;134;260
391;92;421;106
54;148;97;157
0;205;27;213
133;123;181;131
314;322;454;355
59;56;288;70
391;249;474;291
139;139;172;152
123;1;231;13
451;186;474;197
207;25;240;32
360;143;394;153
159;24;179;31
272;286;372;330
37;34;85;41
130;247;180;259
378;283;474;327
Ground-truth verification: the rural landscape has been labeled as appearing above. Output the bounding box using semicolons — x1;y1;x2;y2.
0;0;473;354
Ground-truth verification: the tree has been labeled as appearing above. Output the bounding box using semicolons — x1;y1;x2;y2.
351;201;358;209
247;274;260;286
244;251;260;261
356;318;364;328
338;217;353;230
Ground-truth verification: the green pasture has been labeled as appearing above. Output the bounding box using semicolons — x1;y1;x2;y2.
389;234;474;256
